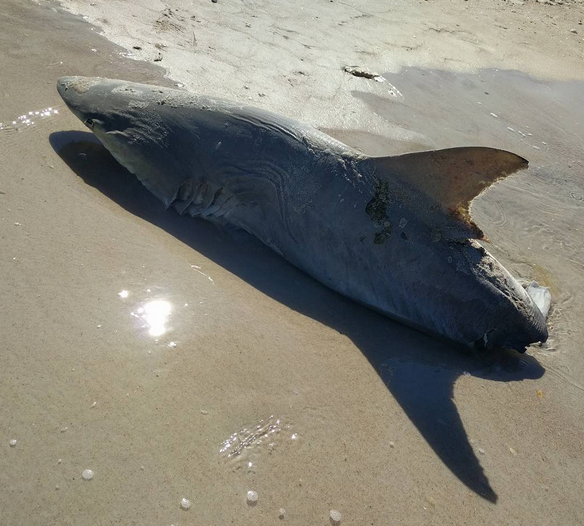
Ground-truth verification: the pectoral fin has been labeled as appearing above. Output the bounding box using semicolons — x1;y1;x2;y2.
368;147;528;241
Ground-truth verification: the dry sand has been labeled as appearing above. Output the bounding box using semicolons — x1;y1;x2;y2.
1;0;584;525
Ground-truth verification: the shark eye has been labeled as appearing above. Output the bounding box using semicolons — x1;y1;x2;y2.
84;118;94;128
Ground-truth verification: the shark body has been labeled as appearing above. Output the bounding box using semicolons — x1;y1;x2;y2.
57;76;548;351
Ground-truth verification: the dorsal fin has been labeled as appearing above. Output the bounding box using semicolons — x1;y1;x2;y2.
367;147;528;241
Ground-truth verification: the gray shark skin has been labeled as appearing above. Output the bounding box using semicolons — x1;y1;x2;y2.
57;76;548;352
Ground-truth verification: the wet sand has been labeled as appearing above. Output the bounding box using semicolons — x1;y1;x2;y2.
1;0;584;525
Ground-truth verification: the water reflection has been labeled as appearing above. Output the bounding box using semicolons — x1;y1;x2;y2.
220;415;290;460
131;299;172;337
0;106;59;133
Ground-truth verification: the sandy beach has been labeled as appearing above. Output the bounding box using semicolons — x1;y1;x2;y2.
1;0;583;524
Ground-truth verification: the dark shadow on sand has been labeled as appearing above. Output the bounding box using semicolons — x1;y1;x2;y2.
50;131;546;503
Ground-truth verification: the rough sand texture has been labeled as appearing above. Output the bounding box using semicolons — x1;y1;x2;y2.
59;0;584;135
1;0;583;525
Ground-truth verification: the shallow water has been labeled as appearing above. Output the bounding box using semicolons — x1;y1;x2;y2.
1;2;584;525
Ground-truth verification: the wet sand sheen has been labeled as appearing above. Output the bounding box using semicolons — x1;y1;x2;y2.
1;1;584;525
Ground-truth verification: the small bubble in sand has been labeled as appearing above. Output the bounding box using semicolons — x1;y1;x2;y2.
330;509;342;524
180;497;191;510
9;439;17;447
58;459;62;464
168;341;177;348
61;427;68;433
247;490;258;504
82;469;94;481
118;290;129;298
490;112;498;118
91;401;97;408
278;507;286;518
389;441;395;448
290;433;298;440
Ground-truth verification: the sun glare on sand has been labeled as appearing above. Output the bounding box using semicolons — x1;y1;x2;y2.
130;298;172;337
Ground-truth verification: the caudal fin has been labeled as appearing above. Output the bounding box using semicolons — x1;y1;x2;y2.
365;147;528;241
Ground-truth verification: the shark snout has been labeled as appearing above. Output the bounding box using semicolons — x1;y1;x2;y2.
57;76;87;120
57;76;86;104
56;76;74;98
57;76;99;97
57;76;107;123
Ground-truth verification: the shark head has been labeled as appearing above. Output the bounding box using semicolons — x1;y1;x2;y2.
57;76;190;207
